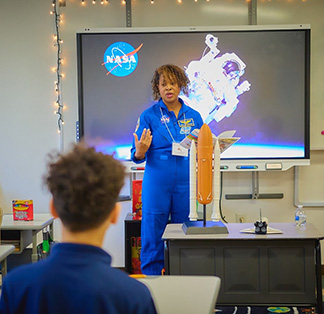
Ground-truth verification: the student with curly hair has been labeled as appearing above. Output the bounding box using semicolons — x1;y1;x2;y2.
0;144;157;314
131;64;203;275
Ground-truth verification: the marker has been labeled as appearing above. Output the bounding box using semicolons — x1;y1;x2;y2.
236;165;258;169
220;165;228;170
130;167;145;171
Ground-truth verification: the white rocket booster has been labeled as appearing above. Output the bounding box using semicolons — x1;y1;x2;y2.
211;138;221;221
189;140;198;221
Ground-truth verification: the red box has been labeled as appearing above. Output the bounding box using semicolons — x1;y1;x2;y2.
131;236;142;274
12;200;34;221
132;180;142;220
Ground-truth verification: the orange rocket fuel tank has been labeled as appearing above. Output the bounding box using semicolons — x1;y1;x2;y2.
197;124;213;205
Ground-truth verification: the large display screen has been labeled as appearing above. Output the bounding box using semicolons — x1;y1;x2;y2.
77;25;310;170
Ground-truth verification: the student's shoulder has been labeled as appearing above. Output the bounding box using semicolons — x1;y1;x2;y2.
109;268;150;293
108;271;157;312
3;259;49;287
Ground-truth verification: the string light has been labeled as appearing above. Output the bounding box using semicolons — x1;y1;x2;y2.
50;0;64;136
79;0;308;4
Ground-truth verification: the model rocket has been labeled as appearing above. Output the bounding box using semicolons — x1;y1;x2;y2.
189;124;221;222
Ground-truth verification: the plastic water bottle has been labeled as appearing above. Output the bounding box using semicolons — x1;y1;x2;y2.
295;205;306;227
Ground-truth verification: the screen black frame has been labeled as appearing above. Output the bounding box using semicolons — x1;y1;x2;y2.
77;25;310;171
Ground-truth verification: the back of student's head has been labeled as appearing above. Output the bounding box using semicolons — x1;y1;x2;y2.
44;143;125;232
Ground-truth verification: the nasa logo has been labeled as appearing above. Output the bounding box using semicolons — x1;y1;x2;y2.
102;42;143;77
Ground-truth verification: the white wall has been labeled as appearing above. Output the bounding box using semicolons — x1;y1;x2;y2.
0;0;323;267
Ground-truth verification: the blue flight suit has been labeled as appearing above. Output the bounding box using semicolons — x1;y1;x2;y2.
131;98;203;275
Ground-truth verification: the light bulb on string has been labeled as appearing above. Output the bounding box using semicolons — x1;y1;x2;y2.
51;0;66;142
151;0;154;4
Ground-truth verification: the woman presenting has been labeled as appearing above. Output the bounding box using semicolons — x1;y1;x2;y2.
131;64;204;275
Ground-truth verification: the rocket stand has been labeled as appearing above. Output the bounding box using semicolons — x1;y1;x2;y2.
182;205;228;235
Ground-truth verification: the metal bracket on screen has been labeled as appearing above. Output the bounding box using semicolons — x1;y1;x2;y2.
225;172;284;200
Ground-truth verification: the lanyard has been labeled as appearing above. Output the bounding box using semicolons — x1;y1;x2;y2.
160;107;186;143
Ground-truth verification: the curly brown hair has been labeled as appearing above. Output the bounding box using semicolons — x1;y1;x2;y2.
151;64;190;101
44;143;125;232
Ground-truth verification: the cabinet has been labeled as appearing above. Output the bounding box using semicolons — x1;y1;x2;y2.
124;213;141;274
163;223;323;310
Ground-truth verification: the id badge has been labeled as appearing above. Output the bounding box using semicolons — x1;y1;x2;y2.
172;142;188;157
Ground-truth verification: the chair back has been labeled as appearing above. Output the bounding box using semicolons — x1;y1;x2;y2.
138;275;221;314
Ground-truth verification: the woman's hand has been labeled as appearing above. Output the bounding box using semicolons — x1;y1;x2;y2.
133;128;153;160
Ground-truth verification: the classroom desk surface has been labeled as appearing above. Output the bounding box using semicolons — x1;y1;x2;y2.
1;214;54;263
1;214;54;231
0;245;15;277
163;222;324;240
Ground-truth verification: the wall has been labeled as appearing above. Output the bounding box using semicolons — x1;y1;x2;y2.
0;0;323;267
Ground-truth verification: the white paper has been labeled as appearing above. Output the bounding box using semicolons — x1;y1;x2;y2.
180;128;240;154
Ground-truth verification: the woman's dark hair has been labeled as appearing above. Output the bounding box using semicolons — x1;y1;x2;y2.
151;64;190;100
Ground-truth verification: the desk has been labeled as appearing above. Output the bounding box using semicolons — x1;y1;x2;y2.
0;245;15;277
163;223;324;313
1;214;54;263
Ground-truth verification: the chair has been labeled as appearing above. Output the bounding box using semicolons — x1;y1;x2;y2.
137;275;221;314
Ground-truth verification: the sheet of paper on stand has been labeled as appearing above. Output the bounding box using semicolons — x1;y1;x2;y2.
180;128;240;154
